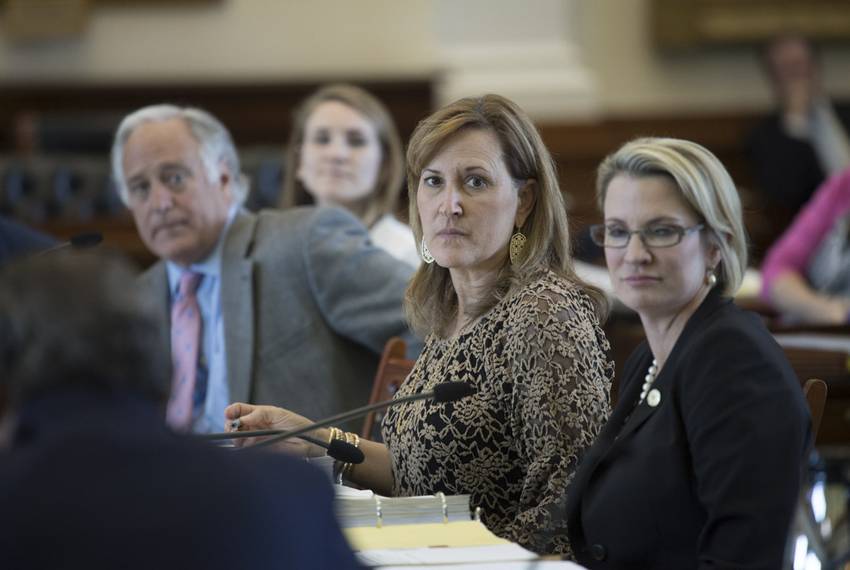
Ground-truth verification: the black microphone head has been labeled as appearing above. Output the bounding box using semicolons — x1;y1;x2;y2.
432;382;475;403
69;232;103;248
327;439;365;464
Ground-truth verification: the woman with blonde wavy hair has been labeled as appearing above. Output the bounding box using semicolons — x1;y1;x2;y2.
227;94;613;556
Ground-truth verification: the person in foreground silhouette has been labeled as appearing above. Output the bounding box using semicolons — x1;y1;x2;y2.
0;252;361;570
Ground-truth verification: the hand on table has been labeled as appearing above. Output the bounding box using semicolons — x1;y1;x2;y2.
224;402;324;457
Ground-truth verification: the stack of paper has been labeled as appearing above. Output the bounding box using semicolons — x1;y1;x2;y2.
347;520;587;569
335;488;589;568
357;543;537;567
336;491;471;528
346;520;507;551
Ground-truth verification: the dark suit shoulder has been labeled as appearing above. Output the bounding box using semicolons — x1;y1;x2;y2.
670;300;807;430
253;205;362;237
681;300;767;347
228;207;315;272
139;259;166;282
246;206;369;261
676;300;789;378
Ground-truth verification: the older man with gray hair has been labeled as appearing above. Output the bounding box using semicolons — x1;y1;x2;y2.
113;104;416;433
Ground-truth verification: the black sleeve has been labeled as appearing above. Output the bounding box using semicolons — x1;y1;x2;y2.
679;319;810;569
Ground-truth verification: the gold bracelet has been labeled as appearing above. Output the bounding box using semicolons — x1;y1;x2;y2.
339;430;361;480
344;431;360;447
327;426;343;445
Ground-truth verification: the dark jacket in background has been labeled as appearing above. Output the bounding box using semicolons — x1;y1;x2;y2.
747;103;850;213
0;215;55;266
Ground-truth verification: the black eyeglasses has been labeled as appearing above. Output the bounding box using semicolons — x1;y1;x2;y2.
589;223;705;249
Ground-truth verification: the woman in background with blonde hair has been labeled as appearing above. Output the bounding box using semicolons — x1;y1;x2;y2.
227;94;612;556
280;83;418;266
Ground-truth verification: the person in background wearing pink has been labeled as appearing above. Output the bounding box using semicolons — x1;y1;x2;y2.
761;166;850;324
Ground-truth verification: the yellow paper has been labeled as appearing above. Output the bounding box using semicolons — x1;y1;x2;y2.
344;520;510;551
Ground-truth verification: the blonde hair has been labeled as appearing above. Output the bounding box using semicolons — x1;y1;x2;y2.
405;94;607;337
596;137;748;297
280;84;404;228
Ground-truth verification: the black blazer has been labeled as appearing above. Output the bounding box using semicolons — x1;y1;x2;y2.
0;390;362;570
566;290;810;570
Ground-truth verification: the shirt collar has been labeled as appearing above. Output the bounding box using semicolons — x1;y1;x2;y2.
166;204;239;294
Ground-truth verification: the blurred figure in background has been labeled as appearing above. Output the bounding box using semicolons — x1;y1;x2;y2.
280;84;419;267
762;166;850;324
748;34;850;218
0;252;361;570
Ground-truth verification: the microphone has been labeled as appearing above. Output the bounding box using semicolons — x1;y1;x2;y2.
69;232;103;248
205;428;365;463
301;434;365;464
199;382;475;451
37;231;103;256
429;381;476;403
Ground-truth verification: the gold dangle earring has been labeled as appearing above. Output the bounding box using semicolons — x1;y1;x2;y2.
421;237;435;264
509;228;527;266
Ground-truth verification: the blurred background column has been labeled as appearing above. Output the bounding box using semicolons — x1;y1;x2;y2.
434;0;599;121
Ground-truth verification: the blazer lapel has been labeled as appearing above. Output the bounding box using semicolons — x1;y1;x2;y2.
604;290;729;445
220;211;257;405
566;347;651;528
604;350;660;445
580;349;660;471
614;386;662;442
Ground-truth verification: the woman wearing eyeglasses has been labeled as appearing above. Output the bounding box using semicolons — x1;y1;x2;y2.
564;137;810;569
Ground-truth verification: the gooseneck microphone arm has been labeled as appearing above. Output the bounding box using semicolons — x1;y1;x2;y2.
36;232;103;256
200;428;365;464
197;382;475;451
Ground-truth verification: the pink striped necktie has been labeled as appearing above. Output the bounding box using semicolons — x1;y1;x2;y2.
166;271;203;431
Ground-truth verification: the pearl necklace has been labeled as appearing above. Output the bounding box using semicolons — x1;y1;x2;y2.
639;358;659;403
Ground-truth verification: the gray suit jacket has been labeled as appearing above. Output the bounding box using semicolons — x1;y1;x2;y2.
140;206;418;429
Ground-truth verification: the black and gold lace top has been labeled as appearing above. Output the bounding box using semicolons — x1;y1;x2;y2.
381;269;613;555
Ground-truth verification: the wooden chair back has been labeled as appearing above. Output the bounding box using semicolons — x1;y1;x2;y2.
360;337;415;440
781;345;850;385
802;378;828;442
778;341;850;445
